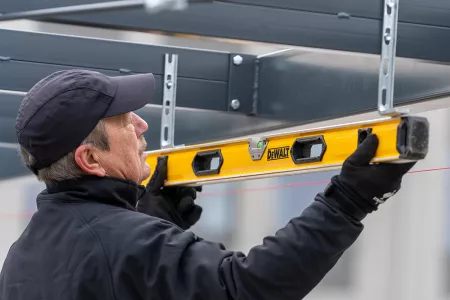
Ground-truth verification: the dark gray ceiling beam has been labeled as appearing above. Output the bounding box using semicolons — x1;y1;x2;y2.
220;0;450;28
0;29;257;115
3;0;450;28
255;49;450;122
2;0;450;63
3;28;450;131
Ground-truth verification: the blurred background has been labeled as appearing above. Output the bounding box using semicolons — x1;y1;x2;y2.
1;5;450;299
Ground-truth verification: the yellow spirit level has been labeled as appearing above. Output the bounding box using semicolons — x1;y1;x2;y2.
142;115;429;187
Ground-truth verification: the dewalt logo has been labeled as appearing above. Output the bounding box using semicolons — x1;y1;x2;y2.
267;146;290;161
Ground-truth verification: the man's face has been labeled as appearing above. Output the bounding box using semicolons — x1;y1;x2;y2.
85;112;150;184
101;112;150;184
74;112;151;184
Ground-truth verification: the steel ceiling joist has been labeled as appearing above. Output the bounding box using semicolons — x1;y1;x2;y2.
2;28;450;127
2;0;450;63
0;29;257;115
2;1;450;147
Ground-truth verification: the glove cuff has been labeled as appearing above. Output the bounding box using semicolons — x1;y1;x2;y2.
323;176;377;221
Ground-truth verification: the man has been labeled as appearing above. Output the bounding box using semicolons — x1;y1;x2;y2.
0;69;414;300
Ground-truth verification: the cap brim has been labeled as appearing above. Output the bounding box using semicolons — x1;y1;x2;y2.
105;73;155;117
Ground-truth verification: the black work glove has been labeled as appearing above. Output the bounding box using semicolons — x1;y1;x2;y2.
136;156;203;230
327;133;416;220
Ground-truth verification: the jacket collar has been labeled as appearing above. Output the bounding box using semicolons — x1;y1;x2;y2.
37;175;146;211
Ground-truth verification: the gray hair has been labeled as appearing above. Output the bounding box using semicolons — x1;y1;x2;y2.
19;119;109;186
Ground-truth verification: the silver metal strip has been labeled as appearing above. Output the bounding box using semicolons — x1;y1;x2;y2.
144;0;188;14
378;0;404;116
0;142;18;149
256;48;294;59
0;90;26;96
160;53;178;149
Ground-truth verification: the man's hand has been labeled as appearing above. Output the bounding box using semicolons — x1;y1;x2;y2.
326;133;416;220
136;156;203;230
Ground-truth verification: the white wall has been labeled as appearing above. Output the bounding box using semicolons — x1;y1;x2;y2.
0;175;44;266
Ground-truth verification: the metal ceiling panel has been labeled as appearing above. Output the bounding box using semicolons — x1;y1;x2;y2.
3;0;450;63
4;0;450;28
0;29;230;81
0;60;229;111
37;2;450;64
3;28;450;130
255;49;450;122
0;29;257;114
222;0;450;28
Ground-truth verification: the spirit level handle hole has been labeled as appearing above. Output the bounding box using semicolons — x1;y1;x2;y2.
192;150;224;176
358;128;373;145
291;136;326;164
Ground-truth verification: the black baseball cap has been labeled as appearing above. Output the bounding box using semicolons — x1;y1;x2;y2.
15;69;155;175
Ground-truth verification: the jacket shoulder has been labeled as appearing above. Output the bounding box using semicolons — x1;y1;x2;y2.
0;200;118;300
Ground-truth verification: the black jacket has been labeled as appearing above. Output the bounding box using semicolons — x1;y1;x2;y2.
0;175;364;300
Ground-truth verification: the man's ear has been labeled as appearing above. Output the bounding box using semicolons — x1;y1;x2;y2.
74;144;106;177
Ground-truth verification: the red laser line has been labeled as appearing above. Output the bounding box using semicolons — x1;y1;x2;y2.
197;166;450;198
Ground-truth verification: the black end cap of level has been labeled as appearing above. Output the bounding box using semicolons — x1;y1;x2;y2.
396;116;430;160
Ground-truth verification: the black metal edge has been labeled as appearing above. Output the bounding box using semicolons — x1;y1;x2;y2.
36;1;450;63
0;28;231;81
226;53;257;115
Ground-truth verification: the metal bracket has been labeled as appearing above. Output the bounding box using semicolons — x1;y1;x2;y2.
160;53;178;149
378;0;406;116
248;137;268;161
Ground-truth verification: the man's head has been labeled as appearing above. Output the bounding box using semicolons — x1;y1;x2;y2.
16;69;155;186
